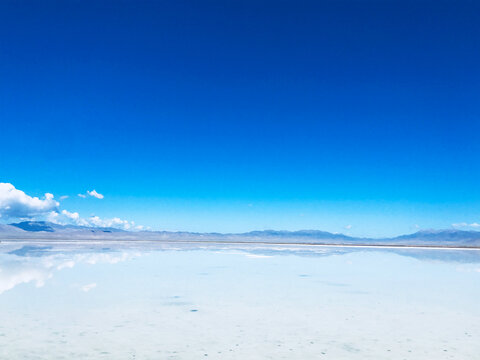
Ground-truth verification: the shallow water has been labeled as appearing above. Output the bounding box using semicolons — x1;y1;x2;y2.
0;241;479;359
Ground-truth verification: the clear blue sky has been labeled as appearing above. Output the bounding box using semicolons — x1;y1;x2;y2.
1;0;479;236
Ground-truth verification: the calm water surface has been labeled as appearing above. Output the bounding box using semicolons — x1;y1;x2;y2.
0;241;479;359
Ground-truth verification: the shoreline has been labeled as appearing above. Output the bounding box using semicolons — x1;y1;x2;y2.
1;238;480;250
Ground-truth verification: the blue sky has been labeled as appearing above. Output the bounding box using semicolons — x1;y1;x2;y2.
1;0;479;236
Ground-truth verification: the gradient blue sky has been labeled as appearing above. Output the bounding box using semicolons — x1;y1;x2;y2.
1;0;479;236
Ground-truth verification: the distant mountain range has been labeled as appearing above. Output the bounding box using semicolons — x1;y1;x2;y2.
7;221;124;233
0;221;479;247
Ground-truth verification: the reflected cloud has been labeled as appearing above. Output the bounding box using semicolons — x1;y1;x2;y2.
80;283;97;292
455;264;480;273
245;254;273;259
77;252;134;265
57;260;75;270
0;247;140;295
0;260;52;294
1;241;480;296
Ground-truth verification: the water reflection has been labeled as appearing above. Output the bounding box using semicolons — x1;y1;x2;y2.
0;246;140;294
0;242;479;359
1;242;480;295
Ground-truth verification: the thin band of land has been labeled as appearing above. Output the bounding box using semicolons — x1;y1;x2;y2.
1;221;480;248
1;239;480;251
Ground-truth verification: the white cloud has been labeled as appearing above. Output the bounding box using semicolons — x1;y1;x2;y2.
87;190;104;199
59;195;69;200
46;211;60;222
48;209;140;230
59;209;90;226
62;209;80;221
0;183;59;219
89;215;133;230
78;190;104;199
0;183;143;231
452;222;480;229
344;224;352;230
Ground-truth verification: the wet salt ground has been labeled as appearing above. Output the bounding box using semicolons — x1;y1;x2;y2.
0;243;479;359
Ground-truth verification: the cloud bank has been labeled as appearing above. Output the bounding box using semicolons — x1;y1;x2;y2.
0;183;59;218
1;183;143;231
50;209;143;230
47;209;142;230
